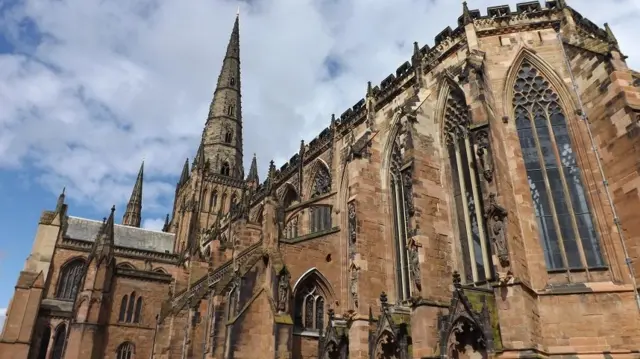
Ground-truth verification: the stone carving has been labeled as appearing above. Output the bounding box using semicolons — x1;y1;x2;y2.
402;168;415;216
484;193;509;267
408;243;421;294
474;129;494;183
365;81;377;129
347;201;357;253
312;167;332;198
349;262;359;308
277;270;291;313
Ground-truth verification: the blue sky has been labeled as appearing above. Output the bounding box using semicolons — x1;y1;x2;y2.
0;0;639;328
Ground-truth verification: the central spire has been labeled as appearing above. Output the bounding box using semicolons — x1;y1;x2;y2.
199;13;244;180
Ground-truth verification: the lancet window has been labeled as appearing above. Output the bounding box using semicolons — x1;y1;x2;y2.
49;324;66;359
36;326;51;359
309;206;331;233
116;342;135;359
512;60;603;270
389;135;412;300
294;280;325;331
221;162;230;176
284;216;299;239
119;291;143;324
210;190;218;212
445;87;492;283
56;259;85;300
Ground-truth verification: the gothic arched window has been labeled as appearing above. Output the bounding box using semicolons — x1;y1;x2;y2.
310;164;331;198
229;77;236;86
309;206;331;233
513;60;603;270
49;324;66;359
210;190;218;212
221;162;230;176
119;291;142;324
389;137;412;300
293;276;326;332
227;105;235;117
36;326;51;359
116;342;135;359
224;131;233;144
56;259;85;300
445;87;492;284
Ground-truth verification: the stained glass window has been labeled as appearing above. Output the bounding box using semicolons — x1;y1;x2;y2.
513;60;603;270
293;280;326;331
56;260;84;301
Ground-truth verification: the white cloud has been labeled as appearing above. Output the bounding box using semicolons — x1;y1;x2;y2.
142;217;166;231
0;308;6;333
0;0;638;215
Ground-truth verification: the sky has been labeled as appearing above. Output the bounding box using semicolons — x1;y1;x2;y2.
0;0;639;327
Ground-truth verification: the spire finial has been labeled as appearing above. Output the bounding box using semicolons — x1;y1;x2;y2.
236;5;240;16
462;1;473;25
55;186;66;213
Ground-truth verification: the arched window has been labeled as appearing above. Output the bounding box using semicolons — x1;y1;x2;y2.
309;206;331;233
229;77;235;86
224;131;233;144
49;324;66;359
116;342;135;359
282;185;298;208
285;216;299;239
444;86;492;284
293;276;327;331
36;326;51;359
227;105;235;117
221;162;230;176
210;191;218;212
389;135;413;300
513;60;603;270
56;259;85;300
119;291;142;324
310;164;331;198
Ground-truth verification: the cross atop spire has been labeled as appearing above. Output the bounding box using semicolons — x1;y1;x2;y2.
122;161;144;227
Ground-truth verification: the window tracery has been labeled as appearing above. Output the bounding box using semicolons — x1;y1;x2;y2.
512;60;603;270
445;86;492;283
119;291;142;324
49;324;66;359
310;206;331;233
221;162;230;176
294;281;326;331
311;164;331;198
56;259;85;301
116;342;135;359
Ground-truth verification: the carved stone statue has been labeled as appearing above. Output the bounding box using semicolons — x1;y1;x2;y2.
277;271;290;313
408;245;422;293
349;264;359;307
485;193;509;267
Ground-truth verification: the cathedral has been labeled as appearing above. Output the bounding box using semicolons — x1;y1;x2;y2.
2;1;640;358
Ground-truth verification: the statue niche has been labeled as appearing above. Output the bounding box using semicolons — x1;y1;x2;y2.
447;319;488;359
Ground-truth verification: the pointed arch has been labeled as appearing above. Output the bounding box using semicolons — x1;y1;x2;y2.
434;75;469;146
210;189;218;212
250;203;264;224
279;182;298;208
116;262;135;270
292;268;334;332
153;267;168;274
220;161;231;176
116;342;135;359
56;258;85;300
49;323;67;359
503;46;578;120
221;192;228;213
308;159;332;198
509;56;604;270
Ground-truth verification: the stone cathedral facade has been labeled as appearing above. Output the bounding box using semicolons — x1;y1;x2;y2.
2;1;640;358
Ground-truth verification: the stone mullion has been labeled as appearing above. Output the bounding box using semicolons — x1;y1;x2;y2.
463;132;491;280
453;137;478;282
394;174;410;299
542;109;591;274
527;109;572;272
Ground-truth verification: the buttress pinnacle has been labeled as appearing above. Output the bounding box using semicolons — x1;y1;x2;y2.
122;161;144;227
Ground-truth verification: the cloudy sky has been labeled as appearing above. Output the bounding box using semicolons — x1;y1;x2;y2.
0;0;638;315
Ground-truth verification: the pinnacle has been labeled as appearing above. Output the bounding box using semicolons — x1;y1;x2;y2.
122;161;144;227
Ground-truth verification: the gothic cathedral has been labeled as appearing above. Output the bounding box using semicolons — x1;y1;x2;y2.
2;1;640;359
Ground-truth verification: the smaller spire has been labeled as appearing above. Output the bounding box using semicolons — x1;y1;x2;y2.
462;1;473;25
179;158;190;186
91;206;116;266
162;213;170;232
330;114;336;128
557;0;567;9
193;143;205;169
122;161;144;227
247;153;259;183
413;42;420;56
604;23;618;46
366;81;373;97
55;187;66;213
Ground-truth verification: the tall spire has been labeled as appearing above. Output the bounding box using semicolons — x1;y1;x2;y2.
246;153;259;183
122;161;144;227
201;13;244;179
